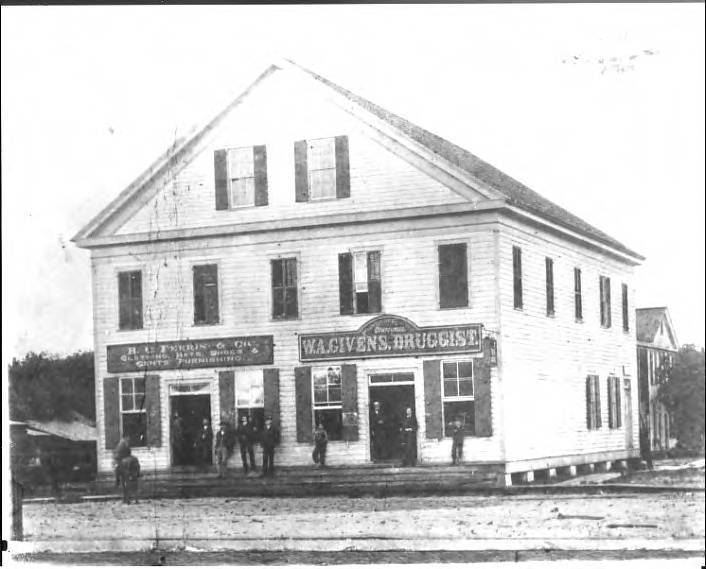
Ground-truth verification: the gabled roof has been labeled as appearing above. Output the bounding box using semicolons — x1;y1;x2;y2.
73;60;642;261
636;307;679;348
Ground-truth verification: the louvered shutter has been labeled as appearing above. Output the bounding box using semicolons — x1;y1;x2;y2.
338;253;354;315
219;371;235;424
103;377;121;450
586;376;593;429
294;367;313;443
423;360;443;439
594;376;602;428
253;145;268;206
335;135;350;198
474;339;493;437
367;251;381;313
341;364;359;441
294;140;309;202
263;368;280;428
214;149;229;210
145;375;162;447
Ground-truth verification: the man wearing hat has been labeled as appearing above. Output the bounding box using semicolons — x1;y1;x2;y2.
215;419;235;478
260;415;280;477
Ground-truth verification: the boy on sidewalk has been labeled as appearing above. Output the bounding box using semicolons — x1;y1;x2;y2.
312;422;328;467
449;416;465;465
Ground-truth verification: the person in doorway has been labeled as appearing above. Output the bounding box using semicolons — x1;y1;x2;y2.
170;412;185;465
195;418;213;473
399;407;418;467
215;420;233;478
119;450;141;504
260;416;280;477
236;415;257;474
113;436;131;487
639;412;653;470
370;401;388;460
449;416;465;465
312;422;329;467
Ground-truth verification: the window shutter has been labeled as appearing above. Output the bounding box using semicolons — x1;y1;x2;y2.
341;363;359;441
586;376;593;429
103;377;121;450
474;339;493;437
145;375;162;447
214;149;229;210
219;371;235;424
294;366;313;443
594;376;602;428
253;145;268;206
367;251;381;313
294;140;309;202
338;253;354;315
263;368;280;429
335;135;350;199
423;360;443;439
615;378;622;428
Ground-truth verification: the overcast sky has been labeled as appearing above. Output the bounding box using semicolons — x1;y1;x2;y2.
1;4;704;361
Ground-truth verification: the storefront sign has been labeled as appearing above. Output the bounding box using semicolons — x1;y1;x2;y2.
299;315;482;362
107;336;274;373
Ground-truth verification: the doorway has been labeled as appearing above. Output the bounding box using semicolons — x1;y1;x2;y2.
368;375;416;463
170;393;212;466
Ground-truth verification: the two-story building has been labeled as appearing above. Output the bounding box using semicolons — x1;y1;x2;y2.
73;60;644;484
636;307;679;454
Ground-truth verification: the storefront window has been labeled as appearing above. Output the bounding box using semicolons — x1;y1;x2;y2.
313;366;343;440
120;377;146;447
442;360;475;436
236;370;265;430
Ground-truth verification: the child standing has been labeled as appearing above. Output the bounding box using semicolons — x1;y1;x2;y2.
312;422;328;467
450;416;465;465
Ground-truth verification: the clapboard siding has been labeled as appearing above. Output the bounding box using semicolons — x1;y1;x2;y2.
115;70;469;236
497;219;638;463
92;217;503;471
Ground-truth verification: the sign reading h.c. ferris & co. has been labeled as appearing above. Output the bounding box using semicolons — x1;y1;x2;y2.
299;315;482;362
107;336;274;373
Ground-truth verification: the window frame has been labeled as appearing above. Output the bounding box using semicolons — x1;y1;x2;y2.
348;248;383;315
586;374;602;430
117;269;144;331
306;137;337;201
226;145;257;209
312;365;343;441
119;376;147;447
436;240;470;310
599;275;612;328
512;246;523;310
192;263;221;326
545;257;555;317
271;257;299;321
235;369;265;430
441;359;476;437
574;267;583;322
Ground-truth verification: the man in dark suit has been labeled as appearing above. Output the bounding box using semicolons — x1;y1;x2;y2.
260;416;280;477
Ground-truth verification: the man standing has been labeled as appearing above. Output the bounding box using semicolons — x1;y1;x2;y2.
214;421;233;478
236;415;257;474
120;450;141;505
399;407;418;467
196;418;213;473
113;436;131;487
370;401;388;460
170;412;185;465
260;416;279;477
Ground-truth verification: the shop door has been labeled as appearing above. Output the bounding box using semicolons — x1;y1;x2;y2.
623;377;633;449
368;374;416;463
170;393;212;466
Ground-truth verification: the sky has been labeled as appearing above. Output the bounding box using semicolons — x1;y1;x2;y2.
1;4;704;362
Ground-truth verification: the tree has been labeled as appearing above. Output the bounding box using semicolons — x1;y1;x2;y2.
8;351;95;422
658;345;705;453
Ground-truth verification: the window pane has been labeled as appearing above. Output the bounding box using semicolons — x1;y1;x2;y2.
438;244;468;309
391;373;414;383
458;361;473;379
442;362;458;380
230;177;254;206
367;251;381;281
284;288;298;318
284;259;297;288
228;147;254;178
272;290;285;319
326;367;342;385
122;395;134;411
355;291;369;314
353;252;368;292
314;387;328;404
444;401;475;436
237;407;264;431
122;412;147;447
134;393;145;410
271;260;283;288
308;138;335;169
314;408;342;441
309;168;336;199
134;377;145;394
313;373;327;388
328;387;342;403
444;380;459;397
458;378;474;397
121;378;133;394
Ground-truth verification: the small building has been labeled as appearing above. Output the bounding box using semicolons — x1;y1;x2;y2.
636;307;680;453
73;60;644;484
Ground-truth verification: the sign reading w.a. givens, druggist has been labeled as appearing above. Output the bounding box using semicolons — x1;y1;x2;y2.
107;336;274;373
299;315;482;362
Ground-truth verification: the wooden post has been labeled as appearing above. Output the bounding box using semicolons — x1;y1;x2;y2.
12;478;23;541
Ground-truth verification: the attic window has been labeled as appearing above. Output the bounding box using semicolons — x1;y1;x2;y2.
228;147;256;207
214;146;268;210
294;136;350;202
307;138;337;200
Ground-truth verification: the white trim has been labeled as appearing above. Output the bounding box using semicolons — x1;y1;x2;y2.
367;370;416;386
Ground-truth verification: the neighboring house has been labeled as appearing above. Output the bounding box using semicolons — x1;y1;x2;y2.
73;59;643;484
636;307;680;453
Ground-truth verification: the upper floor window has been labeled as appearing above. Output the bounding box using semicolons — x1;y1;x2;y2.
339;250;381;315
193;264;219;325
607;376;622;429
585;374;602;430
294;136;350;202
512;246;523;309
272;258;298;320
621;283;629;332
599;276;611;328
438;243;468;309
545;257;555;316
214;145;268;210
574;267;583;321
118;270;143;330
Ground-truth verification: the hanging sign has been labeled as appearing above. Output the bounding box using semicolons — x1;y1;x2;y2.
107;336;274;373
299;315;482;362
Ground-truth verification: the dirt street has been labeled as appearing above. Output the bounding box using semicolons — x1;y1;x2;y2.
22;493;704;543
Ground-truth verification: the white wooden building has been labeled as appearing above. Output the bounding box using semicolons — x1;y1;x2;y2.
73;60;644;484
